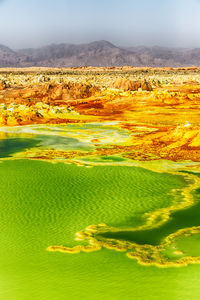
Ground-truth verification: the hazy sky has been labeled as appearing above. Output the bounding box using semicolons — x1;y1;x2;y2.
0;0;200;49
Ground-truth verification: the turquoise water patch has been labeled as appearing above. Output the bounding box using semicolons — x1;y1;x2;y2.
0;123;132;149
0;138;39;158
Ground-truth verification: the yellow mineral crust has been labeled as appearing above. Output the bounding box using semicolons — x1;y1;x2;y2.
47;244;101;254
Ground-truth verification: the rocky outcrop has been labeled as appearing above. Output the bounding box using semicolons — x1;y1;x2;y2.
0;82;101;106
113;78;152;91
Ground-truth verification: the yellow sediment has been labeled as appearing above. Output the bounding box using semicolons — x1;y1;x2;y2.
47;245;81;254
174;250;184;255
47;244;102;253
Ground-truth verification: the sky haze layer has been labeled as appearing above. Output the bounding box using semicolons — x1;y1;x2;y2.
0;0;199;49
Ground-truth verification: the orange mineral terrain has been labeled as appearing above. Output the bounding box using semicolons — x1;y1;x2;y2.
1;66;200;162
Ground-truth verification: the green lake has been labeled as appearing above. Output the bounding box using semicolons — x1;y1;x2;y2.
0;124;200;299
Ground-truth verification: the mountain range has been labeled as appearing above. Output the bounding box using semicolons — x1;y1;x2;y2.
1;40;200;68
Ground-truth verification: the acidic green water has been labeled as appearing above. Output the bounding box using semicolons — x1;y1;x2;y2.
1;124;200;299
0;159;199;300
102;190;200;245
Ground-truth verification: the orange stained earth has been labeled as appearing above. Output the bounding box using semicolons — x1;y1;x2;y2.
1;67;200;162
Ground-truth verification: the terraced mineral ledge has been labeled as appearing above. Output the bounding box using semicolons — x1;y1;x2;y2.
2;67;200;270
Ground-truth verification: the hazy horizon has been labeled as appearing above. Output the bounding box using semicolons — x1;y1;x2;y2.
0;0;200;49
2;40;197;51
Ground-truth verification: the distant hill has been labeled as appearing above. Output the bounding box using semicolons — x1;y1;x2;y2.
1;40;200;67
0;44;23;67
